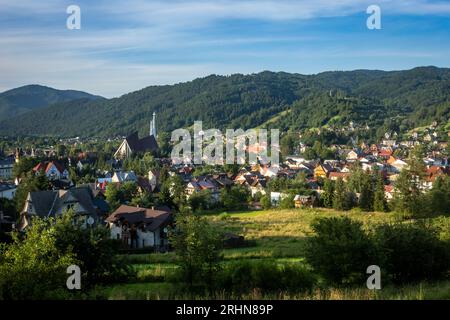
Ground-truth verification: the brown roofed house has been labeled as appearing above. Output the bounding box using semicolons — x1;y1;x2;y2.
106;205;172;250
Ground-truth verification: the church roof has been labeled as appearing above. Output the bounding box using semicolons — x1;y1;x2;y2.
125;132;158;154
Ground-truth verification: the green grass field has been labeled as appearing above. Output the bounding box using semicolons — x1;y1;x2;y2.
100;208;450;300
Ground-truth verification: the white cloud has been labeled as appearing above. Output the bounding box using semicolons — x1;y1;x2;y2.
0;49;258;97
0;0;449;96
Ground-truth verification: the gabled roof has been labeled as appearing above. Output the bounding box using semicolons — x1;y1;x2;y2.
315;163;333;173
137;176;153;193
125;132;158;154
27;190;55;217
25;187;97;218
106;205;171;232
113;171;138;182
33;161;66;174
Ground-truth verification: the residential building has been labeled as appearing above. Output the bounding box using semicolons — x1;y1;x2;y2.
33;161;69;181
106;205;172;249
19;187;99;231
0;158;14;180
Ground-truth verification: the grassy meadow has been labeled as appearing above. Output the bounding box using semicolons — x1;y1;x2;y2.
99;208;450;300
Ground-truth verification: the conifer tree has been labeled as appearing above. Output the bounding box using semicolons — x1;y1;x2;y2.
333;177;349;211
322;178;334;208
358;171;373;211
373;172;387;212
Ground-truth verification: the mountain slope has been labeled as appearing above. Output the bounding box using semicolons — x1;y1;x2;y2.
0;67;449;138
0;84;103;121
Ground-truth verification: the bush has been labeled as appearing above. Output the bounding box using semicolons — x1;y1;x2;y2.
0;211;133;299
188;190;214;212
260;195;272;210
170;213;223;293
0;219;77;300
220;185;250;211
305;217;378;285
53;211;132;287
374;223;450;284
280;194;295;209
217;260;316;295
218;213;231;220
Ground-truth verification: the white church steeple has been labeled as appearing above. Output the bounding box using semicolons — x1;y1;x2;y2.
150;112;157;137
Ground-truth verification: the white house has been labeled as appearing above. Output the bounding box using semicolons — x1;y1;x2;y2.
0;158;14;180
32;161;69;181
390;159;408;173
112;171;138;183
270;192;289;206
346;150;359;161
106;205;172;249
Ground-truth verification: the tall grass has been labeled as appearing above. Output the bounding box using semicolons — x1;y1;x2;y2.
100;281;450;300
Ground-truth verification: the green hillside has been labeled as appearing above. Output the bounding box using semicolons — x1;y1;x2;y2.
0;84;103;121
0;67;448;138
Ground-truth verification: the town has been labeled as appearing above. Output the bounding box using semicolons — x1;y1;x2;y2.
1;113;449;245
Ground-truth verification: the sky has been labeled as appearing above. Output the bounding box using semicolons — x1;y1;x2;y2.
0;0;449;98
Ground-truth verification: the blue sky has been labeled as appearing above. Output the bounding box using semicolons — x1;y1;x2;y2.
0;0;449;97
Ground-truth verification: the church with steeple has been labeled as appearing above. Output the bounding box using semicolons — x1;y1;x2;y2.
114;112;159;159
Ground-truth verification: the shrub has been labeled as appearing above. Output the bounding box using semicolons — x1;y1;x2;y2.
218;212;231;221
260;195;272;210
280;194;295;209
374;222;450;284
53;211;132;287
0;211;133;300
217;260;316;295
220;185;250;211
305;217;378;285
170;212;223;293
0;219;77;300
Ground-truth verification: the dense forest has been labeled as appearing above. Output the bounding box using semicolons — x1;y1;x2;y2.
0;67;448;138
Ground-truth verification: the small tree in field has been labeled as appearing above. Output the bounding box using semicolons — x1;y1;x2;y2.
170;211;223;294
358;171;373;211
260;195;272;210
333;178;352;211
322;179;334;208
373;172;387;212
305;216;377;285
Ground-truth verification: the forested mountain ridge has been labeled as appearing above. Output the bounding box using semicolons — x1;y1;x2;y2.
0;67;448;138
0;84;103;121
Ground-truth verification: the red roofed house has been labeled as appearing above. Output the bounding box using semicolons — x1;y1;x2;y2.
379;149;393;160
384;185;395;201
33;161;69;181
423;166;450;190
